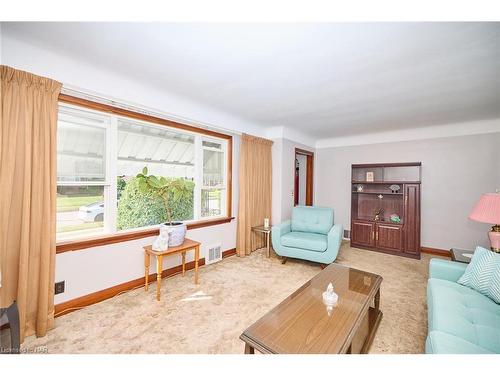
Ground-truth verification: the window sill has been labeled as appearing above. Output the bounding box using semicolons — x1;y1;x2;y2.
56;217;235;254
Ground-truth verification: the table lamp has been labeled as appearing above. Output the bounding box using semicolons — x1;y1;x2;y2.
469;192;500;253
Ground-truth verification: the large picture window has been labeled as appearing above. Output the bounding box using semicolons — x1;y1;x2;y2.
56;102;230;242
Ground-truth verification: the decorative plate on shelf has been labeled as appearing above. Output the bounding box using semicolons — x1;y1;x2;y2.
389;184;401;193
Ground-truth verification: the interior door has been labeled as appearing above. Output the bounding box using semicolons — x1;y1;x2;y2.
294;149;314;206
294;158;299;206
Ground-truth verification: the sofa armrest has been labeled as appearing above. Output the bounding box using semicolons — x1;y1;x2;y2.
429;258;467;282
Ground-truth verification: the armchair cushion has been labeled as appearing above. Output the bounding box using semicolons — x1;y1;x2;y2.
281;232;327;252
291;206;333;235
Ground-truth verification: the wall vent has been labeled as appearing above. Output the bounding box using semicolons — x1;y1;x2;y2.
206;244;222;264
343;229;351;239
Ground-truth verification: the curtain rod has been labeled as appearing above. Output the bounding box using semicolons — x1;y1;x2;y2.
60;86;242;136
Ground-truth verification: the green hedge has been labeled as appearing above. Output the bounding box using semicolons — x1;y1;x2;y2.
117;177;194;231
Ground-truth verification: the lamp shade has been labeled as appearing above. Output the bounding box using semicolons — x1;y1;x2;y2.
469;193;500;224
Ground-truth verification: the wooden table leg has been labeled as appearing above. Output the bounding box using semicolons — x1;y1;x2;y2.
182;251;186;276
156;254;163;301
144;251;150;291
266;232;270;258
244;343;255;354
374;288;380;311
194;245;200;284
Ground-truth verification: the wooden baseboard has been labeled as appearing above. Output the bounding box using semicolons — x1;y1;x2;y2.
54;248;236;317
420;247;450;257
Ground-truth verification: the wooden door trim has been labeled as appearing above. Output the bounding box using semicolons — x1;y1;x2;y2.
294;148;314;206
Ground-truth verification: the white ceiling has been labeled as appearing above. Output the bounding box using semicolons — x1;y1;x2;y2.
3;22;500;139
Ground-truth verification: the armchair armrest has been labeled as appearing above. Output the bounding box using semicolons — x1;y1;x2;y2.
327;223;343;250
271;220;290;251
272;220;291;237
429;258;467;282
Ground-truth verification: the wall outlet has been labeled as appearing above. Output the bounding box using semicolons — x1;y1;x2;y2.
54;281;65;295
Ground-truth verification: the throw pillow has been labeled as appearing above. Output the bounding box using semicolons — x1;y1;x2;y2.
458;246;500;304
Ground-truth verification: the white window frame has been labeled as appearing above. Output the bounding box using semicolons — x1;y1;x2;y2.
56;103;229;241
201;137;227;218
56;106;112;238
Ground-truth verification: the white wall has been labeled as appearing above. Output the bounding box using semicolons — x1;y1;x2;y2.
0;23;3;65
315;132;500;250
271;138;283;225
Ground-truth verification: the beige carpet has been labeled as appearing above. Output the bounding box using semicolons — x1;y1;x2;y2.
22;243;441;354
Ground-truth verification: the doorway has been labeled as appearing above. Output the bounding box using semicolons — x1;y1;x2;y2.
294;148;314;206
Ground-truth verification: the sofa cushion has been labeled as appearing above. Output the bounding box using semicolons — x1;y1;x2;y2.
291;206;333;235
458;246;500;304
428;278;500;353
426;331;494;354
281;232;327;252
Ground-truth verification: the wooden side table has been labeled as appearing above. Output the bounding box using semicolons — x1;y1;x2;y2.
251;225;272;258
143;238;201;301
450;247;475;264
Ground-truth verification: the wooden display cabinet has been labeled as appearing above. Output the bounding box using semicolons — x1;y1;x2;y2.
350;163;421;259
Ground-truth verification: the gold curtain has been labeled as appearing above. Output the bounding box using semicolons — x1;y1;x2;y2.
0;66;62;341
236;134;273;256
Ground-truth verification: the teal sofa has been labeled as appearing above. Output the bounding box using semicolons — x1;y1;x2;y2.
426;258;500;354
271;206;343;265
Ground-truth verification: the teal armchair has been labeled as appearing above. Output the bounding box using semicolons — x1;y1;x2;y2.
272;206;343;265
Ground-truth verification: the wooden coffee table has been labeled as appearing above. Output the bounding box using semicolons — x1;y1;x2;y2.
240;263;383;354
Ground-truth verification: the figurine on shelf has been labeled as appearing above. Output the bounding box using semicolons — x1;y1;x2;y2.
322;282;339;316
356;184;364;192
373;207;384;221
